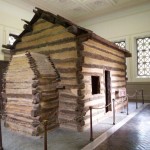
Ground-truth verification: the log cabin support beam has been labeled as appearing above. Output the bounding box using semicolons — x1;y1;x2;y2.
23;24;32;32
21;19;30;25
41;13;55;23
2;44;14;50
9;33;19;39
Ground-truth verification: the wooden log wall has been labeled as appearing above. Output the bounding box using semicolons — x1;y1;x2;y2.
15;19;80;131
79;39;127;130
11;18;128;132
3;52;59;135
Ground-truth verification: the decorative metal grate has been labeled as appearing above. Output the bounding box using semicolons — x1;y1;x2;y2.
114;41;126;49
137;37;150;76
9;36;16;45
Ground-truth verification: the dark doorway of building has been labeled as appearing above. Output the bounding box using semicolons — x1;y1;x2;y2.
105;70;111;112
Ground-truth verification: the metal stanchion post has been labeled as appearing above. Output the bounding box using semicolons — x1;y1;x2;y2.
0;98;3;150
127;97;129;115
136;90;138;109
113;99;115;125
89;106;93;141
142;89;144;104
0;115;3;150
43;120;48;150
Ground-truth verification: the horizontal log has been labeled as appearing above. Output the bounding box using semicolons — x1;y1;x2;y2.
17;30;74;49
23;24;32;32
6;89;32;95
83;64;125;72
83;43;124;59
83;51;124;65
67;25;79;35
40;13;55;23
15;37;75;51
31;109;40;117
6;115;40;125
33;8;41;16
7;99;33;107
57;68;76;73
9;33;19;39
2;44;14;49
6;112;40;120
41;100;59;109
84;57;125;70
112;79;126;83
40;110;58;120
4;120;41;136
111;85;126;89
60;93;77;99
84;40;125;58
1;48;11;54
112;74;126;77
24;24;60;41
21;19;30;25
41;106;58;113
59;102;76;110
41;95;58;102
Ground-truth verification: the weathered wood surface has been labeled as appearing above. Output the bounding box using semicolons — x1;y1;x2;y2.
4;52;59;135
75;38;127;131
8;16;128;132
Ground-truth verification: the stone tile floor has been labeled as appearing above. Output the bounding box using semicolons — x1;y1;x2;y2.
94;104;150;150
1;102;145;150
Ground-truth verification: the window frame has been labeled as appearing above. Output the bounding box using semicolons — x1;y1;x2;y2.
131;32;150;81
136;36;150;77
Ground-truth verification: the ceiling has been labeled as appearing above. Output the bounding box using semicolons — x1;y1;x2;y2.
2;0;150;22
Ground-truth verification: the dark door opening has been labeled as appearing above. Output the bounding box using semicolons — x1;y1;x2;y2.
105;70;111;112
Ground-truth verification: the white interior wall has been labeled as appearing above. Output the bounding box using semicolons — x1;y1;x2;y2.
0;1;150;83
0;0;33;60
79;3;150;83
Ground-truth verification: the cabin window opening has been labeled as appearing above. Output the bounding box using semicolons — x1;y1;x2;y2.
91;76;100;95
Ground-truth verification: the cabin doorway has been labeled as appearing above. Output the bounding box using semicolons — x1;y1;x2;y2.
105;70;111;112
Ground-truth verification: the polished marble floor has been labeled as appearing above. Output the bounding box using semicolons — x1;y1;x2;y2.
94;104;150;150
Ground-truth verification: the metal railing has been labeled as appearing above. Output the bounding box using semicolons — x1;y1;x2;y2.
41;118;77;150
89;95;128;141
34;89;145;148
0;89;145;149
127;89;144;109
89;89;144;142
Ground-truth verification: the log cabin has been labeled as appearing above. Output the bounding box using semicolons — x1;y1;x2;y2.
2;7;131;135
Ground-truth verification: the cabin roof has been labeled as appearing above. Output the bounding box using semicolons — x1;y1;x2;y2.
10;7;131;57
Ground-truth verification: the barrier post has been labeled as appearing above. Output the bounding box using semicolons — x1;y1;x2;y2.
142;89;144;104
112;99;115;125
0;115;3;150
0;98;3;150
89;106;93;141
126;96;129;115
43;120;48;150
136;90;138;109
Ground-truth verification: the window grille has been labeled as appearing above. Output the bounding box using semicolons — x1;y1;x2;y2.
136;37;150;76
9;36;16;45
114;41;126;49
